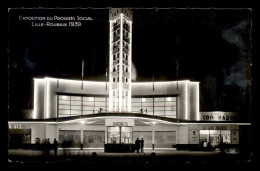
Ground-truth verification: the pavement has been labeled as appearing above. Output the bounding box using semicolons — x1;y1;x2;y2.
7;148;254;169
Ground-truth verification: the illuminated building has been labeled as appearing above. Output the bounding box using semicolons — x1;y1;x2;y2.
8;8;250;152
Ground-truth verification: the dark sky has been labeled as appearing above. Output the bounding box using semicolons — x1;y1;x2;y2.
8;8;252;121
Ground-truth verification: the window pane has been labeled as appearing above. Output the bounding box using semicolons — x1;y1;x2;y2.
71;101;81;105
59;95;70;100
143;107;153;111
59;114;70;118
95;102;106;107
83;106;94;110
165;97;176;101
95;97;106;101
154;98;164;102
155;131;176;144
59;100;70;105
71;106;81;110
154;102;164;106
165;106;176;110
210;130;221;134
154;111;164;116
83;111;94;115
83;97;95;102
165;101;176;106
221;130;230;135
71;110;81;115
200;130;210;134
59;110;70;115
71;96;81;100
132;107;142;111
142;102;153;107
121;127;132;132
154;107;164;111
108;127;120;133
131;102;141;107
59;105;70;109
165;111;175;116
83;102;94;106
132;98;141;102
143;98;153;102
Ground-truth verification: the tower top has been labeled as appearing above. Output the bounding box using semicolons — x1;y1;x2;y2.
109;8;133;22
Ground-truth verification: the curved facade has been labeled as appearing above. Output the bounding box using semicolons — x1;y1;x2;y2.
32;77;199;121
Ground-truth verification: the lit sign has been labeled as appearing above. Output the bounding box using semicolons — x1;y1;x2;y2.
105;118;134;126
113;122;128;126
200;112;237;121
201;125;229;130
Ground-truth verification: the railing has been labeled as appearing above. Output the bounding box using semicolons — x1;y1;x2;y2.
123;47;129;54
123;71;130;78
113;24;120;31
113;48;120;54
113;60;119;65
113;36;120;43
123;24;129;32
123;37;130;43
111;72;119;78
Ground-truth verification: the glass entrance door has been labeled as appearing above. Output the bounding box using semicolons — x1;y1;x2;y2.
107;126;133;144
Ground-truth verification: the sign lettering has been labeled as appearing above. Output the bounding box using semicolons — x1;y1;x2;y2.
112;122;128;126
200;112;237;121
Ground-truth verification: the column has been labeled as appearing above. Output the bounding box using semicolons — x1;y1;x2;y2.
80;129;83;150
152;130;155;150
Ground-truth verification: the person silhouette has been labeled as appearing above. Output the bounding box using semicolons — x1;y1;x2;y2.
140;138;144;153
53;138;59;157
135;138;140;153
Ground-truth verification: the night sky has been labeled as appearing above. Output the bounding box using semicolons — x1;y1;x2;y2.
8;8;252;121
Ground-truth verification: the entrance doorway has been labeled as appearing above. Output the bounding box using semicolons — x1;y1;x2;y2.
107;126;133;144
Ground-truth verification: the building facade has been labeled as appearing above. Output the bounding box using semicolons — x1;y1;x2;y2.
8;8;250;151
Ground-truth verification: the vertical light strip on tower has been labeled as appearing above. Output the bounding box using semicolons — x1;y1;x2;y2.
108;8;132;113
119;14;123;112
108;20;113;112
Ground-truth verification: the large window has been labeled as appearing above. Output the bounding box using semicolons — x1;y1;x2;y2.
59;130;81;148
154;131;176;148
83;131;105;148
58;95;108;118
133;131;153;148
131;97;177;118
199;130;231;147
58;95;177;118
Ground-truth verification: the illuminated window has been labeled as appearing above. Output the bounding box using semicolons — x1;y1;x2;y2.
58;95;108;117
131;97;176;118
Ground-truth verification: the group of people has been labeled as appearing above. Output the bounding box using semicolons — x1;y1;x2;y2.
135;138;144;153
41;138;59;157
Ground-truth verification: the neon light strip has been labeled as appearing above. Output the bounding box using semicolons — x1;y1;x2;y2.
119;13;123;112
33;79;45;119
33;80;38;119
7;120;251;126
185;81;188;120
109;20;113;112
46;78;50;118
128;20;132;112
8;121;56;124
196;82;200;120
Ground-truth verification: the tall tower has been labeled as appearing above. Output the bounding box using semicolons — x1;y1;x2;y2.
109;8;133;113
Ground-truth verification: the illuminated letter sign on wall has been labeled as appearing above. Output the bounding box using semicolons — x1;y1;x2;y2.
200;112;237;121
105;118;135;126
113;122;128;126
